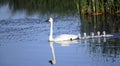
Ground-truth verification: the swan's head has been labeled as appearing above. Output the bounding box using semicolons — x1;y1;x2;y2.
48;17;53;23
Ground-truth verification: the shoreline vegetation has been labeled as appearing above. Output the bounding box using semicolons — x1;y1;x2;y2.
75;0;120;15
0;0;120;16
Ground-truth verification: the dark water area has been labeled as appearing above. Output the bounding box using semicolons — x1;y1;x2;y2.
0;1;120;66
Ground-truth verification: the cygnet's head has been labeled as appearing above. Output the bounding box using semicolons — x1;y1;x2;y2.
91;32;94;36
97;31;100;36
78;34;81;38
48;17;53;23
84;32;87;37
103;31;106;35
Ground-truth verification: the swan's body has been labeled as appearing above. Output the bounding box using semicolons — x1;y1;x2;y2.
53;34;78;41
48;17;79;42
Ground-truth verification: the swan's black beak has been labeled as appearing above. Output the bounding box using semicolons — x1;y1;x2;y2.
45;19;49;22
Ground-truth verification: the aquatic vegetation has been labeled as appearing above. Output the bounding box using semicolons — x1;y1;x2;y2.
0;0;119;15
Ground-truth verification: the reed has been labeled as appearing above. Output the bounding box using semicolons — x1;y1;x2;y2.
75;0;120;15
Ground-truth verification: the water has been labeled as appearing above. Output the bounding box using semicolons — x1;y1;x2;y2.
0;1;120;66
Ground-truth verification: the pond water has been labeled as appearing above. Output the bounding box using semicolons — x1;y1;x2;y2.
0;2;120;66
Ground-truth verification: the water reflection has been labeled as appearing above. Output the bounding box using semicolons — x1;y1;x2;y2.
54;40;80;46
48;37;120;65
49;40;80;65
0;0;76;15
49;42;56;65
89;38;120;63
80;15;120;34
87;38;120;66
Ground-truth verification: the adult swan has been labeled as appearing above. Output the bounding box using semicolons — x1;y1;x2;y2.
48;17;79;42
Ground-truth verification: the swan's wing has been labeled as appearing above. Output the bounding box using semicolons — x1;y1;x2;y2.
54;34;78;41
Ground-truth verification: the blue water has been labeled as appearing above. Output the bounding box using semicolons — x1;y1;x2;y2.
0;4;120;66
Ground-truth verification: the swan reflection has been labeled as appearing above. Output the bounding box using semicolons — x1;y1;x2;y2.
49;36;110;65
54;40;80;46
49;40;80;65
49;42;56;65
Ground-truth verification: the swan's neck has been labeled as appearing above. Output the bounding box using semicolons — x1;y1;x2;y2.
49;22;54;41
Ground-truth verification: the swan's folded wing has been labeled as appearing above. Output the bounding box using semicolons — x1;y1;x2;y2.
54;34;78;41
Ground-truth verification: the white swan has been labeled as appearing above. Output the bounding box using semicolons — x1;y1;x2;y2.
97;31;101;37
91;32;95;38
82;32;90;39
84;31;101;39
92;31;102;38
88;32;95;38
48;17;79;42
101;31;113;37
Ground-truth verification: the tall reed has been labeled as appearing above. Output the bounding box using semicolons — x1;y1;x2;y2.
75;0;120;15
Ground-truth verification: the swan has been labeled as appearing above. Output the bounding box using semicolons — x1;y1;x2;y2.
90;31;103;38
92;31;102;38
91;32;95;38
48;17;79;42
82;32;87;39
84;32;87;38
82;32;90;39
89;32;96;38
101;31;113;37
97;31;101;37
